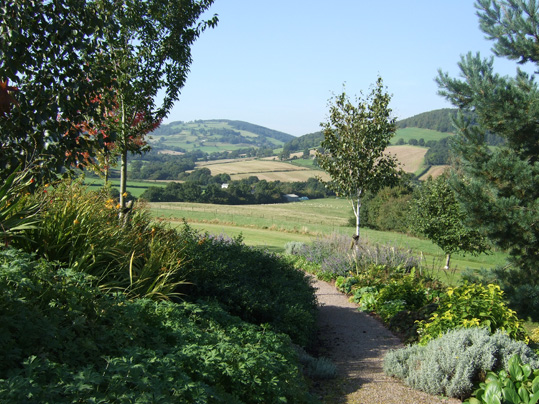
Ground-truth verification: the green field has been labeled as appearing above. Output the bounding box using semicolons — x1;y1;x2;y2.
150;198;507;282
393;127;452;144
84;177;166;197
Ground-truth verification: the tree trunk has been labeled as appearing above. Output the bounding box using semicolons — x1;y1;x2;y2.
444;253;451;270
119;146;128;220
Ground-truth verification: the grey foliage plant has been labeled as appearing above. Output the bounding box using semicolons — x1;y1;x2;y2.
383;327;539;400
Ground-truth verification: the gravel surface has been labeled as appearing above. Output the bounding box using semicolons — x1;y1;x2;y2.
312;276;462;404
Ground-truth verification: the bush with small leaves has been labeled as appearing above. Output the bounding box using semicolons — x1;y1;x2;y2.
417;283;528;345
384;327;539;400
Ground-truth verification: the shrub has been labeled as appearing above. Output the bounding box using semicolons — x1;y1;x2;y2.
464;355;539;404
0;248;315;403
294;232;421;279
284;241;306;255
384;327;539;400
177;224;318;348
417;283;528;345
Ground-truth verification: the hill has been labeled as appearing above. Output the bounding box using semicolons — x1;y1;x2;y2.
396;108;458;133
149;119;295;153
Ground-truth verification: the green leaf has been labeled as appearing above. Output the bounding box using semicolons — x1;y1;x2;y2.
519;386;530;404
529;390;539;404
484;380;503;404
532;376;539;394
503;385;523;404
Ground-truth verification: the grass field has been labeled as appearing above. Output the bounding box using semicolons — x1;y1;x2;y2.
84;177;166;197
393;127;453;144
150;198;508;282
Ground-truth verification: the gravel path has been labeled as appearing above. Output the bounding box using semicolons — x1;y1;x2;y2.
312;277;462;404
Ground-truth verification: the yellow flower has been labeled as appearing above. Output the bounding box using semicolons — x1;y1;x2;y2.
122;192;128;197
73;219;80;225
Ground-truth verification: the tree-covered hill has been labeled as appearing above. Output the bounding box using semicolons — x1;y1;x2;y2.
396;108;458;133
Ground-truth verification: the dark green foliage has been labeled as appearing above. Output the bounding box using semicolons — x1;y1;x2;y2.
178;226;318;348
410;175;490;261
141;175;332;204
437;0;539;283
284;131;325;152
0;248;314;403
361;185;413;232
424;136;453;165
397;108;459;133
384;327;539;400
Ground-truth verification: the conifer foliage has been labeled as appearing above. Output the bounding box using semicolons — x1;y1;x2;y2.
437;0;539;281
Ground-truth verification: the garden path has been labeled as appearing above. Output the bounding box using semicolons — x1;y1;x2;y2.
311;276;462;404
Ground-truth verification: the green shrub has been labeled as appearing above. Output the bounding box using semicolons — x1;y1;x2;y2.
384;327;539;400
177;225;318;348
0;248;316;403
417;283;528;345
335;275;359;294
374;271;429;320
465;355;539;404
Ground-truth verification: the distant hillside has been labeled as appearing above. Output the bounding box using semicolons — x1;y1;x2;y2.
284;109;455;151
397;108;458;133
149;119;294;153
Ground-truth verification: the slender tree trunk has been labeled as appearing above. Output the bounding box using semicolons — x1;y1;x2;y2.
119;146;128;210
104;154;110;186
444;253;451;270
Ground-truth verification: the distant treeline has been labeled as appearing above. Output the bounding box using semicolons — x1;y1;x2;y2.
283;131;324;153
141;173;332;204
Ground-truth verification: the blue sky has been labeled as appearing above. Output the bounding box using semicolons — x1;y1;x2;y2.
164;1;526;137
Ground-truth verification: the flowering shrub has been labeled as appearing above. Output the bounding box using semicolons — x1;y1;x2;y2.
417;283;528;345
291;232;421;279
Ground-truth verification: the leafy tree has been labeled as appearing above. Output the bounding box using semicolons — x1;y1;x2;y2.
411;176;489;269
0;0;118;181
436;0;539;280
317;78;402;241
95;0;218;214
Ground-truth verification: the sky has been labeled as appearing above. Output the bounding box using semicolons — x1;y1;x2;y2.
163;1;528;137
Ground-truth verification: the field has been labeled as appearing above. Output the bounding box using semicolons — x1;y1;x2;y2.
193;145;430;182
196;158;332;182
393;127;453;144
386;145;427;173
84;177;166;197
150;198;508;282
420;165;450;180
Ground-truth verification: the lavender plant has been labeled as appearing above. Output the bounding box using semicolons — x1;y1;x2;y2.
384;327;539;400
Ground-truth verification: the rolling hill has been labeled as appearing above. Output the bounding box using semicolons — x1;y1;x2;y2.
149;119;295;153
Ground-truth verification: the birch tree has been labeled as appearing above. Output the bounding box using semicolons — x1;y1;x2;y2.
317;78;402;245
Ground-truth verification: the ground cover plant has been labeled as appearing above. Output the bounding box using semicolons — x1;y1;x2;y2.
3;179;321;402
0;248;314;403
